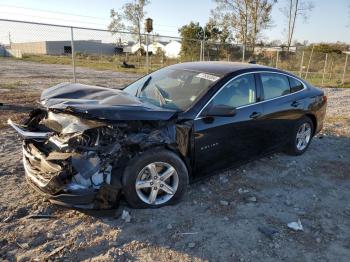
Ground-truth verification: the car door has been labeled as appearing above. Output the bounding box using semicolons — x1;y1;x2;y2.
193;73;266;175
258;72;306;151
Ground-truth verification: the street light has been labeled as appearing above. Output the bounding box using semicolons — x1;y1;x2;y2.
145;18;153;73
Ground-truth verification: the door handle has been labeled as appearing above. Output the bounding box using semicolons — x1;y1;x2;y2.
291;101;301;107
249;111;262;119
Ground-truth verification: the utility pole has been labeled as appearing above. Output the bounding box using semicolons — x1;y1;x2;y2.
145;18;153;74
8;32;12;45
70;27;76;83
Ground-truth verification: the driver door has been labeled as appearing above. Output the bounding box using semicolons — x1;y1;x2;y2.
193;73;266;175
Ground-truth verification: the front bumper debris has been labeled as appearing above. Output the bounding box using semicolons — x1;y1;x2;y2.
8;106;187;211
9;117;121;210
8;119;52;140
22;141;120;209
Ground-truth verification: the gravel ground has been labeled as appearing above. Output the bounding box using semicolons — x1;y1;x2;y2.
0;59;350;261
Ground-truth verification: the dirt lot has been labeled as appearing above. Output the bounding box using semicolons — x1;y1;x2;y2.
0;58;350;261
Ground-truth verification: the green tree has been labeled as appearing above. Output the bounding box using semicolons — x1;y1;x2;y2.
178;22;204;61
109;0;150;48
281;0;314;51
212;0;275;57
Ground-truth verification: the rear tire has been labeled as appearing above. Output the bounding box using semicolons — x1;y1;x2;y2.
286;116;314;156
122;148;188;208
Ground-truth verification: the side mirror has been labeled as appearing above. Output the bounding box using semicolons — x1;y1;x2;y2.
203;104;237;117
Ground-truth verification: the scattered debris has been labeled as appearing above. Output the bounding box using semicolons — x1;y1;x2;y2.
121;210;131;223
219;175;229;183
167;224;173;230
246;196;257;203
26;214;55;219
238;188;250;195
258;226;279;240
220;200;229;206
46;245;67;258
188;242;196;248
179;232;199;235
16;241;29;249
3;216;12;223
223;216;229;221
285;199;293;207
287;219;304;231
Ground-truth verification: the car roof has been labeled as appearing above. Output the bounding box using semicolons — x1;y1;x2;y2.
168;61;271;76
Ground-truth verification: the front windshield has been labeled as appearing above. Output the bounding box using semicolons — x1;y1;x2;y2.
123;68;219;111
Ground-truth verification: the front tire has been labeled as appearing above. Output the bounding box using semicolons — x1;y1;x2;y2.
286;116;314;156
122;148;188;208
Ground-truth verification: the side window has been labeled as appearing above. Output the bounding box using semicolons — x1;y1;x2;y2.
261;73;290;100
289;77;304;93
211;74;256;108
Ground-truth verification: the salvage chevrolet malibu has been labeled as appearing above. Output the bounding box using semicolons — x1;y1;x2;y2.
8;62;327;209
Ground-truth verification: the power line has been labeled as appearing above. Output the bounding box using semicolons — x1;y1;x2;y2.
0;5;181;29
0;11;108;27
0;5;110;21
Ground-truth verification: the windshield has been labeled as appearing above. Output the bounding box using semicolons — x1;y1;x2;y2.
123;68;219;111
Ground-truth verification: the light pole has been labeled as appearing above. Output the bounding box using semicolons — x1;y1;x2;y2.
145;18;153;74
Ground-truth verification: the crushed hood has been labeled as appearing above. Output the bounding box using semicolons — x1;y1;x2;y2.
40;83;176;121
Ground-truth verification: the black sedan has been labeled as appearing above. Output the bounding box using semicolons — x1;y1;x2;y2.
8;62;327;209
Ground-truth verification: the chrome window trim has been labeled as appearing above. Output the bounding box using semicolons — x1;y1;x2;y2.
195;71;307;120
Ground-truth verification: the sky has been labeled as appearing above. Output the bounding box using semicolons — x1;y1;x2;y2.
0;0;349;45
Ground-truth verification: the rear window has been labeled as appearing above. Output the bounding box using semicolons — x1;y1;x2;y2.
289;77;304;93
261;73;290;100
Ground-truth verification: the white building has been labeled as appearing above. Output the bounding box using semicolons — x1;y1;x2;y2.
164;41;181;59
148;42;166;54
123;40;182;58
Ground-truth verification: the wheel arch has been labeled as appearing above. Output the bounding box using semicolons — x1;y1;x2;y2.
304;113;317;136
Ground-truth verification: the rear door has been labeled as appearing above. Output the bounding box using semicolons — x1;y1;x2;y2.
258;72;306;151
193;73;266;175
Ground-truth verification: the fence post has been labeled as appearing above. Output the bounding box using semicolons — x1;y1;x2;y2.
202;40;205;61
342;54;348;85
305;45;314;80
321;53;328;86
146;33;149;74
275;50;279;68
242;44;246;62
70;27;76;83
299;51;304;77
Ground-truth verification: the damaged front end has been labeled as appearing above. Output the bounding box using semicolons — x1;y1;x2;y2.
9;108;184;210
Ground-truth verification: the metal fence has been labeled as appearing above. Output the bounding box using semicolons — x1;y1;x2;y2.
0;19;349;87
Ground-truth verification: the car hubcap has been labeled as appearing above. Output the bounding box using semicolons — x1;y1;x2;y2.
135;162;179;205
296;122;312;151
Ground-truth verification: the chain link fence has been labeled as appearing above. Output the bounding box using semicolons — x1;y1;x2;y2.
0;19;349;87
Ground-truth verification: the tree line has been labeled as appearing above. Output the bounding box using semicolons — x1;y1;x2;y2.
108;0;317;60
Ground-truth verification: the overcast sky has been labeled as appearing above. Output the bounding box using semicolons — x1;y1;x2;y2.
0;0;349;44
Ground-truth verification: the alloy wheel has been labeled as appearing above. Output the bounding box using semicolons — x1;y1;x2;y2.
135;162;179;205
296;122;312;151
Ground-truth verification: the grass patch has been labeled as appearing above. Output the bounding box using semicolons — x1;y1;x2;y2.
20;54;171;74
0;81;22;89
339;82;350;88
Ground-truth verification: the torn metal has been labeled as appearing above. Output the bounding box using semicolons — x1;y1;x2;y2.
9;83;192;210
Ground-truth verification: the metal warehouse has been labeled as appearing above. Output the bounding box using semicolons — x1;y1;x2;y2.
10;40;116;56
